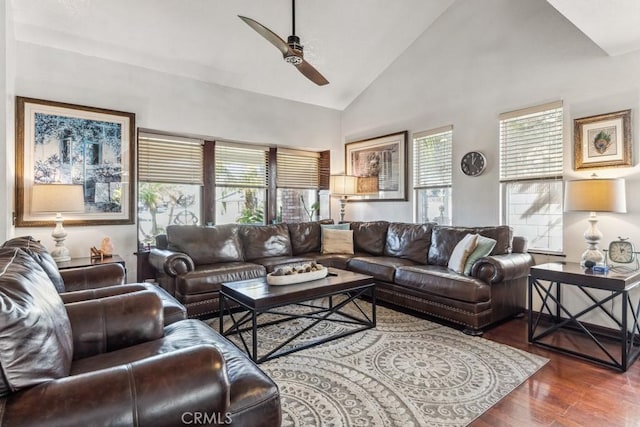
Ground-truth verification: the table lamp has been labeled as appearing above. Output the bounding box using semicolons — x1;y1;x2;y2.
330;175;379;222
564;178;626;266
31;184;85;262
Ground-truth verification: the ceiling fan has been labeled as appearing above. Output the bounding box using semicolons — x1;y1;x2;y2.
238;0;329;86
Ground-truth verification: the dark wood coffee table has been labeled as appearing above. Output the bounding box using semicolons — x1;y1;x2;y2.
219;268;375;363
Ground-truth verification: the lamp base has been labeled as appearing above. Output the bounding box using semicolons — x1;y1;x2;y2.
51;212;71;263
581;212;604;267
580;249;604;267
51;246;71;263
339;197;347;222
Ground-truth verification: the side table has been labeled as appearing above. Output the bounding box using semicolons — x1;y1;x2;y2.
56;254;126;275
528;262;640;371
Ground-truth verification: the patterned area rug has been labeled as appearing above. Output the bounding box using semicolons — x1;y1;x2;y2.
214;300;547;426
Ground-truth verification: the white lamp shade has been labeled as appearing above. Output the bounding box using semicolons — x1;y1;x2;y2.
564;178;626;213
31;184;85;213
330;175;359;196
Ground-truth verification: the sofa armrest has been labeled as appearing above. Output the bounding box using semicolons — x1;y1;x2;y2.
471;253;534;284
65;291;164;359
60;283;148;303
2;345;230;427
60;263;126;291
149;248;195;277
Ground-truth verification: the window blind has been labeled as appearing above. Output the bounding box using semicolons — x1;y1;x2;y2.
413;126;453;189
138;132;203;185
499;101;563;182
215;141;269;188
276;148;320;189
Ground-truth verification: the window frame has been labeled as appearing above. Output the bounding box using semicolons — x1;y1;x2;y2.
412;125;453;225
499;101;564;254
137;131;330;233
137;131;206;245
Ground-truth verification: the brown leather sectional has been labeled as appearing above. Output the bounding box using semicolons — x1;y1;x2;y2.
150;220;534;334
0;241;281;426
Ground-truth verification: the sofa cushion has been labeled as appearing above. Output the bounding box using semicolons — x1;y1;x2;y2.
175;262;266;296
383;222;434;264
322;229;354;254
395;265;491;303
348;256;419;282
287;220;333;255
447;234;478;274
464;235;497;276
167;225;244;265
0;247;73;397
70;319;280;423
2;236;66;292
241;224;292;261
350;221;390;255
428;226;513;266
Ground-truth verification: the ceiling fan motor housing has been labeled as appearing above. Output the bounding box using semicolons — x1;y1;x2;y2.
285;35;304;64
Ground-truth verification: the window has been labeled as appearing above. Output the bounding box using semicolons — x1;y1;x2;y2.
138;134;330;233
499;101;563;252
138;132;204;245
276;148;323;223
214;142;269;225
413;126;453;224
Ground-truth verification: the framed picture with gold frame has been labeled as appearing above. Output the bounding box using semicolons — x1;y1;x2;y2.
574;109;632;170
15;97;135;226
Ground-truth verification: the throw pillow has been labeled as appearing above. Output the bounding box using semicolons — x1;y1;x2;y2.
447;233;479;274
321;223;350;231
321;223;350;253
463;235;497;276
322;229;354;254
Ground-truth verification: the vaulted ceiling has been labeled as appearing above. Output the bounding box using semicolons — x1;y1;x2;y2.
9;0;640;110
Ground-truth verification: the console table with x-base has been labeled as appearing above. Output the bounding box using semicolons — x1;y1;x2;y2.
528;262;640;371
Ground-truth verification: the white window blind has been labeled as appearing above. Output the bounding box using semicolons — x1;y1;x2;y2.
499;101;563;182
215;141;269;188
138;132;203;185
276;148;320;189
413;125;453;189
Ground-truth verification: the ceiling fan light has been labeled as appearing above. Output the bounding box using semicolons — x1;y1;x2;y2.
285;55;303;65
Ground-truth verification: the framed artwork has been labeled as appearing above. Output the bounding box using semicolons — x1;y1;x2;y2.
15;97;135;226
574;109;632;170
345;130;408;201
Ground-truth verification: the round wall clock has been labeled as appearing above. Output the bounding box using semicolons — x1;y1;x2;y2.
461;151;486;176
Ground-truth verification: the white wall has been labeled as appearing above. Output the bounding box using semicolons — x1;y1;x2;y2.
9;42;342;280
1;0;15;243
341;0;640;265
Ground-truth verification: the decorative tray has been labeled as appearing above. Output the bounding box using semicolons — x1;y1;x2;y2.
266;263;328;286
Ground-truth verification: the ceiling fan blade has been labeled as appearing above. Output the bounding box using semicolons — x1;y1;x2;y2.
295;58;329;86
238;15;289;56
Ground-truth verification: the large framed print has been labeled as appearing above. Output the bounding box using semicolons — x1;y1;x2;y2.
574;109;632;170
16;97;135;226
345;131;408;201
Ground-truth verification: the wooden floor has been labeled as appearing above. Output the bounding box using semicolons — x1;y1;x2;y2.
473;316;640;426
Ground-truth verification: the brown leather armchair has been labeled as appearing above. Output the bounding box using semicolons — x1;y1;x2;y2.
0;247;281;426
1;236;186;324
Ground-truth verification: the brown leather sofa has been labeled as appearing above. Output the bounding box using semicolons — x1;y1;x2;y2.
150;220;534;334
1;236;186;325
0;246;281;426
